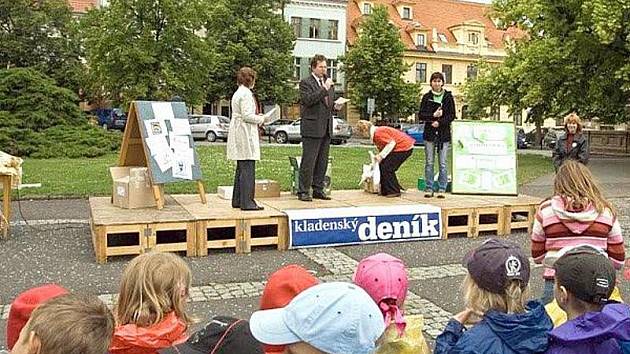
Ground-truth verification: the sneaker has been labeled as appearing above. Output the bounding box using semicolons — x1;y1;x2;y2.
424;190;433;198
436;191;446;199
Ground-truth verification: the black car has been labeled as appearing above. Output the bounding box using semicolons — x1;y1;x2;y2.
517;128;529;149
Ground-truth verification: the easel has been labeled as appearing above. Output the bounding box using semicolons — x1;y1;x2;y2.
0;174;11;239
118;102;207;210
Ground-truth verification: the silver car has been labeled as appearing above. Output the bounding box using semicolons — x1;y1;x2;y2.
188;115;229;142
273;118;352;145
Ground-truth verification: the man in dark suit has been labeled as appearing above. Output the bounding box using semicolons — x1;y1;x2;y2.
297;54;335;201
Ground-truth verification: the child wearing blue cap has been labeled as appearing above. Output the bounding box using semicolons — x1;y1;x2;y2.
249;282;386;354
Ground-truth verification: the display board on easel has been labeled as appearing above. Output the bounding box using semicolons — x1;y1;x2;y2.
119;101;207;209
451;120;517;196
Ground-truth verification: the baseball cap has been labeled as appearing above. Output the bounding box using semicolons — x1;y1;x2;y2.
463;238;530;294
554;245;616;304
158;316;263;354
250;282;386;354
6;284;68;350
353;253;408;334
260;264;319;353
260;264;319;310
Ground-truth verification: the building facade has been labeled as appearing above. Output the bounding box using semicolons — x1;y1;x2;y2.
346;0;532;126
284;0;348;118
68;0;106;14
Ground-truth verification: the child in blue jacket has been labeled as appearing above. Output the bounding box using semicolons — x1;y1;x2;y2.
434;239;553;354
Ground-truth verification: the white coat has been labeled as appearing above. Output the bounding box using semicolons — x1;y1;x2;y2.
227;85;264;161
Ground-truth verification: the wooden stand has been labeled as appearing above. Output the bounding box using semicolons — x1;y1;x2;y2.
88;190;541;263
1;174;11;239
119;102;206;209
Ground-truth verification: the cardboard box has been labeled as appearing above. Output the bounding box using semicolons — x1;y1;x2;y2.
217;186;233;200
110;167;156;209
217;180;280;200
255;179;280;198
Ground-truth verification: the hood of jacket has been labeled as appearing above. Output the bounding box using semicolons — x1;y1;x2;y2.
550;195;601;234
549;303;630;345
483;300;553;353
109;312;188;354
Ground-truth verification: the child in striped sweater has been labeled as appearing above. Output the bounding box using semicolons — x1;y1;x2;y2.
530;160;624;304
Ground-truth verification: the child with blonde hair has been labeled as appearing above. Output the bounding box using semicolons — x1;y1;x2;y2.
435;239;552;354
109;252;192;354
531;160;624;304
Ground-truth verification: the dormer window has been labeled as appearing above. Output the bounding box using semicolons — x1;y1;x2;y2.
469;32;479;45
402;7;411;19
416;33;425;46
363;2;372;14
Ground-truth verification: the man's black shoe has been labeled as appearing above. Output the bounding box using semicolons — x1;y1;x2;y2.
298;194;313;202
241;205;264;211
312;193;331;200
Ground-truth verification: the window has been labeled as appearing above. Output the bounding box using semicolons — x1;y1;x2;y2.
437;33;448;42
469;32;479;45
490;106;500;120
363;2;372;14
461;105;469;119
402;7;411;19
416;33;425;47
326;59;338;81
291;17;302;38
309;18;320;38
466;64;477;79
415;63;427;83
442;64;452;84
512;111;522;126
328;20;338;40
293;57;301;80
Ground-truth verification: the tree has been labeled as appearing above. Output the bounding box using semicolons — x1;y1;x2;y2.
340;5;420;120
0;68;120;157
464;0;630;130
0;0;83;91
80;0;215;107
204;0;296;105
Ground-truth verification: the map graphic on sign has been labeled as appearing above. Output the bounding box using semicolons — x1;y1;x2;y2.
451;121;517;195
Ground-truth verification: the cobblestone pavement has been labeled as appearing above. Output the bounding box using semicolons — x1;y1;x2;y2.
1;191;628;349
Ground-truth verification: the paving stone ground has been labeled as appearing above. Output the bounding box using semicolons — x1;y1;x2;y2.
1;157;629;350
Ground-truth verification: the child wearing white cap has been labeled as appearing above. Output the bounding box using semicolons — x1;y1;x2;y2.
249;282;386;354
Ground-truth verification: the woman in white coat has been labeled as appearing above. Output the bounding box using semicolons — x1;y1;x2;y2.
227;67;266;211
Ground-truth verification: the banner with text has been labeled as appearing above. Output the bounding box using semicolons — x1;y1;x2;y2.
286;205;442;249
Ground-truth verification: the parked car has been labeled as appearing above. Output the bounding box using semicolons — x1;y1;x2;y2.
188;115;230;142
403;124;425;145
273;117;352;145
96;108;127;130
262;119;293;136
516;128;529;149
543;128;564;149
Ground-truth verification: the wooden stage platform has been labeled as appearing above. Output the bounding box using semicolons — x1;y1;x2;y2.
89;190;541;263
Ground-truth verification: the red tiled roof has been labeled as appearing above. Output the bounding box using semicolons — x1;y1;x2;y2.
68;0;98;13
347;0;517;51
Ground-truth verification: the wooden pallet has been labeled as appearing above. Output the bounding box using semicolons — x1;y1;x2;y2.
173;194;288;255
400;191;540;239
89;197;197;263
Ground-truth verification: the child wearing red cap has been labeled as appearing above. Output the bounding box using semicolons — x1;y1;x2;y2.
109;252;192;354
10;293;114;354
5;284;68;350
353;253;429;354
258;264;319;354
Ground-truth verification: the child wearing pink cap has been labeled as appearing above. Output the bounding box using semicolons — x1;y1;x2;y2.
353;253;429;354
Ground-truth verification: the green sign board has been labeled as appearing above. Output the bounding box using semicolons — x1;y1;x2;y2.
451;120;517;195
